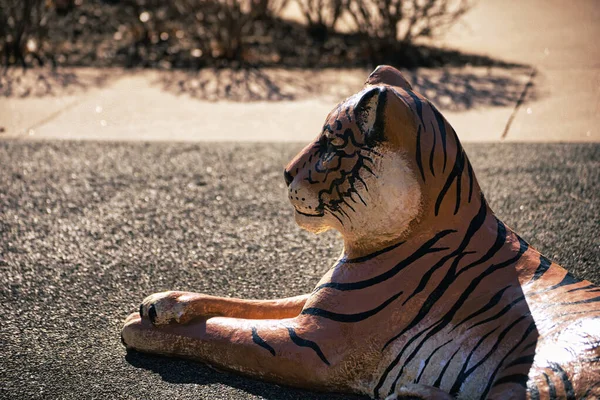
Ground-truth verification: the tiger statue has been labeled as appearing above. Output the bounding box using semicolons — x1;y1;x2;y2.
121;66;600;399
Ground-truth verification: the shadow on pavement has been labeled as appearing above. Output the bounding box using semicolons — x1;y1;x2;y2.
125;351;367;399
1;46;540;113
0;68;120;97
154;65;539;111
401;67;538;112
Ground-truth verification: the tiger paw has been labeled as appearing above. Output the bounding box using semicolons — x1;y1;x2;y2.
139;291;201;326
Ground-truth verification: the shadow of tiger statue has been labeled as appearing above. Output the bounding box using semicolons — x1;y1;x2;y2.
122;66;600;399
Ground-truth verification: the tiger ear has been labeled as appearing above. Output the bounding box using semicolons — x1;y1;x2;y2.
354;87;388;147
365;65;412;90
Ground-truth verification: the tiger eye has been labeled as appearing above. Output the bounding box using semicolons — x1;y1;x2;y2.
330;136;345;147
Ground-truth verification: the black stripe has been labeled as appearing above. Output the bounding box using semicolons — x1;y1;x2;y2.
449;327;499;395
251;327;276;356
433;347;461;389
434;148;465;216
506;354;535;368
549;363;575;400
554;295;600;306
528;275;588;299
402;251;472;307
415;339;452;383
480;321;537;400
338;239;405;264
566;283;596;293
315;230;455;293
529;254;552;282
456;217;508;277
402;197;488;306
286;327;330;366
545;272;583;291
430;103;448;172
467;160;474;203
449;125;460;142
467;295;526;331
523;341;537;351
377;200;491;397
379;234;529;398
371;89;388;145
451;285;511;331
454;316;528;395
354;87;379;134
416;124;426;181
582;382;600;399
406;90;425;127
544;372;557;399
552;309;600;320
301;290;403;322
390;242;529;395
491;373;529;388
528;380;541;400
375;324;433;397
429;120;437;177
454;150;464;215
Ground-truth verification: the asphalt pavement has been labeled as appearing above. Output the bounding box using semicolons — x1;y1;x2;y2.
1;141;599;400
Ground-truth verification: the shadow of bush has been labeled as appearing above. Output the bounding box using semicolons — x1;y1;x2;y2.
0;68;119;97
154;65;539;111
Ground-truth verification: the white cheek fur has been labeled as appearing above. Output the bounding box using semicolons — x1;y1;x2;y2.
345;149;422;240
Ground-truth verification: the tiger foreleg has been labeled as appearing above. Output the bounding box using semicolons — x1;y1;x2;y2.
384;383;454;400
121;312;336;390
139;291;309;326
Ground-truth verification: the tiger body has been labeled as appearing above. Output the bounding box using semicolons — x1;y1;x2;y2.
122;66;600;399
306;222;600;399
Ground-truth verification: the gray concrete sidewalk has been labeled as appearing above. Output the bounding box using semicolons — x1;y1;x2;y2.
0;66;535;142
437;0;600;142
0;0;598;142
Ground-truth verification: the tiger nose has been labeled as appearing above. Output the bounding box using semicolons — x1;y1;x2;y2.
284;169;294;187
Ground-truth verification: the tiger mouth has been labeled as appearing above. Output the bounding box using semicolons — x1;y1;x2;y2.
295;209;324;217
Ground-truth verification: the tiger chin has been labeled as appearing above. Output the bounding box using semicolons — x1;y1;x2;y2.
122;66;600;399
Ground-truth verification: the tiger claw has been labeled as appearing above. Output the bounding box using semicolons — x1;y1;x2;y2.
148;304;157;325
138;291;196;326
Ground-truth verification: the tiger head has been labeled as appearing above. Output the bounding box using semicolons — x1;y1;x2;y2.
284;66;481;252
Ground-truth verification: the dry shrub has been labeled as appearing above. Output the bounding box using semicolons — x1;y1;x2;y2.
348;0;473;57
122;0;286;63
182;0;259;61
254;0;290;18
0;0;477;68
0;0;54;67
294;0;346;40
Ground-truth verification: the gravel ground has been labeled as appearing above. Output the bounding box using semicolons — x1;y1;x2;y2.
0;141;598;400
